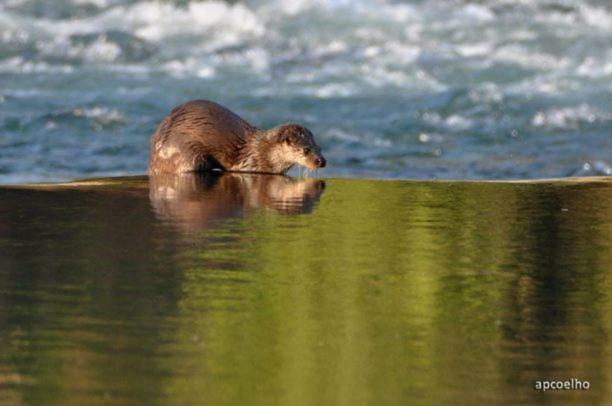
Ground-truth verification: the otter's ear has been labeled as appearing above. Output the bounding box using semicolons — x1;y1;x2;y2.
278;125;296;145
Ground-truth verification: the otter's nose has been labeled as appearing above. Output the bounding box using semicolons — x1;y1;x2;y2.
315;157;326;168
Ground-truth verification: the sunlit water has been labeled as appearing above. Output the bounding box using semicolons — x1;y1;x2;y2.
1;0;611;183
0;174;610;404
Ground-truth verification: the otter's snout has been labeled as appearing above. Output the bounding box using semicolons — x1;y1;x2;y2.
314;156;326;168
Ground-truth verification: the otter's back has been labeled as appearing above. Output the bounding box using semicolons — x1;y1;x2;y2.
164;100;255;147
150;100;258;173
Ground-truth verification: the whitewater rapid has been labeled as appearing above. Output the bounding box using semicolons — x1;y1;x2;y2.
0;0;610;182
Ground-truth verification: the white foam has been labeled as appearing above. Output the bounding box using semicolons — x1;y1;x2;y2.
445;115;473;130
0;56;74;73
531;104;610;129
456;42;493;57
71;0;111;7
162;58;216;78
0;0;609;94
418;133;444;144
72;107;126;125
1;1;263;65
327;128;391;147
576;56;612;78
131;1;263;42
314;83;356;98
578;4;612;31
81;35;122;62
493;45;566;70
457;4;495;22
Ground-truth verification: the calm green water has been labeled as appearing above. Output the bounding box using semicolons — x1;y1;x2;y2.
0;174;610;405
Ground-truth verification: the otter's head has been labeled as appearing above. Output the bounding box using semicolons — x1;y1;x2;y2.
274;124;326;172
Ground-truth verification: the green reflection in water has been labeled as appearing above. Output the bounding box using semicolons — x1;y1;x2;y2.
0;174;610;405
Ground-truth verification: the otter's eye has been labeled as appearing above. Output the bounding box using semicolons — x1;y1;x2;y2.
303;147;311;154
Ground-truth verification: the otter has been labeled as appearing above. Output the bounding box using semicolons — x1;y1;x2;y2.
148;100;326;175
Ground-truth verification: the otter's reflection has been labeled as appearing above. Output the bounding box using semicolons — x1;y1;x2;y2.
149;173;326;231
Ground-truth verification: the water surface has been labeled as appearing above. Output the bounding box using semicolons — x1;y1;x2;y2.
1;0;611;182
0;174;610;404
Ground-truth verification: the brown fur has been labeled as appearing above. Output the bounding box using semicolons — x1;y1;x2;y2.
148;100;325;175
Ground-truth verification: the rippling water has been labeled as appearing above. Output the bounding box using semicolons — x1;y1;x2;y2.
0;175;610;403
0;0;611;183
